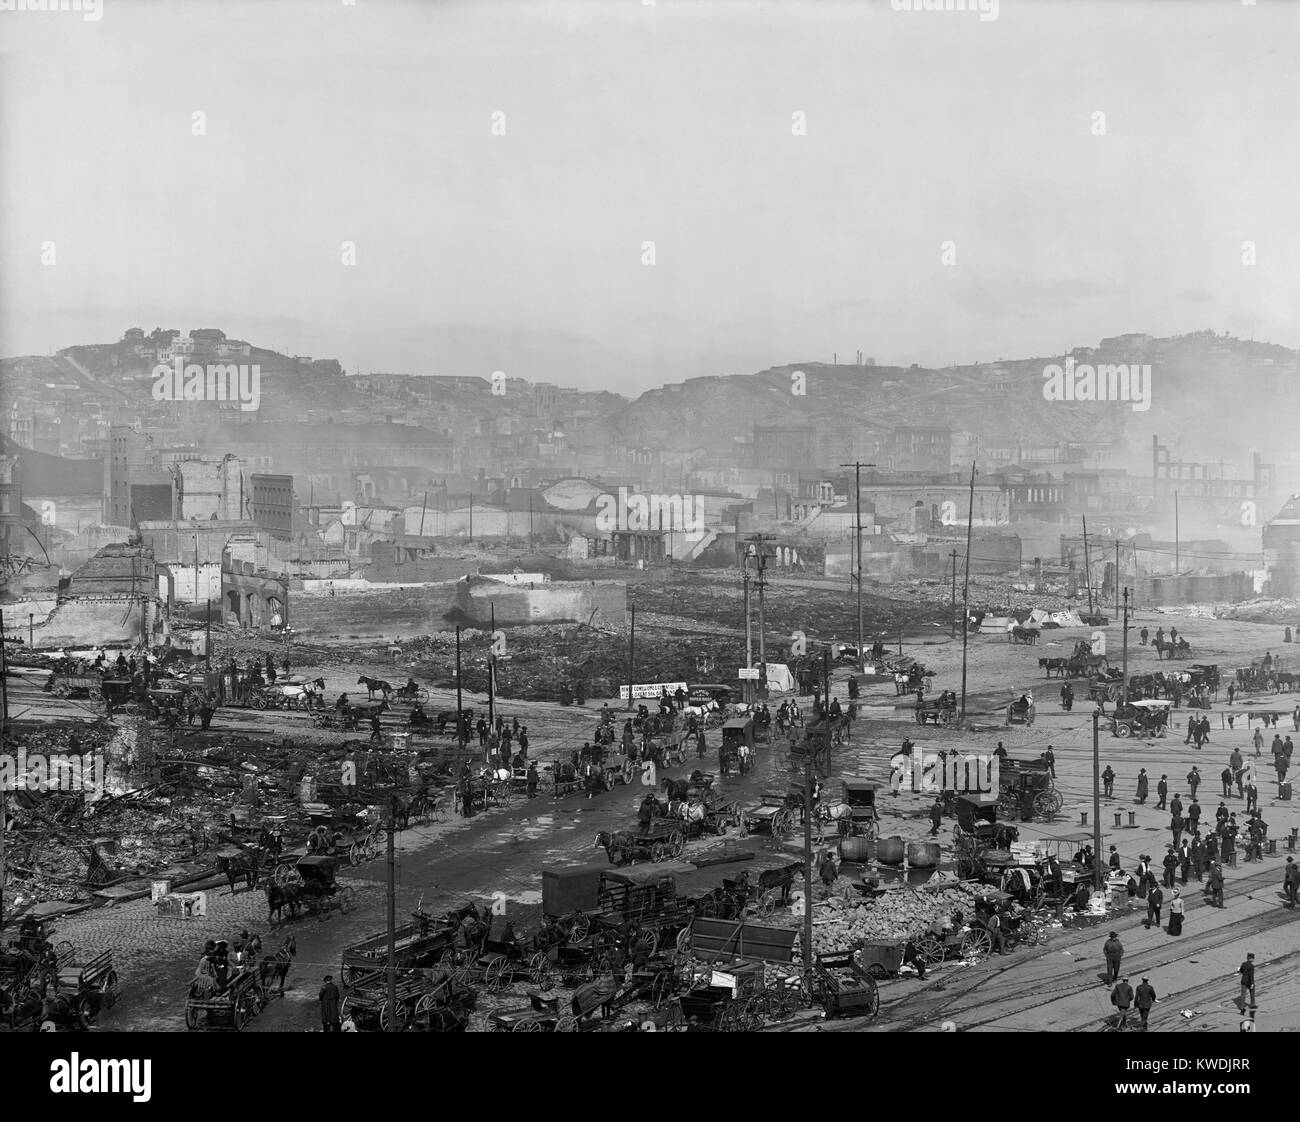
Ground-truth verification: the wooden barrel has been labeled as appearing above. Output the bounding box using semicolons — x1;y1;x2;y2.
875;835;905;866
907;840;941;868
839;836;873;863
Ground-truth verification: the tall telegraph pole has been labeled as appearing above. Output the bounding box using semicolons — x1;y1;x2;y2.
839;462;876;664
959;462;976;718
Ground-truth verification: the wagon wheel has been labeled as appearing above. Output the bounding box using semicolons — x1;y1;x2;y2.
675;927;692;956
88;685;103;701
554;1014;579;1033
496;784;513;809
251;693;268;711
482;956;511;992
649;970;673;1007
753;890;778;918
566;914;591;943
365;833;382;862
771;808;794;837
632;930;659;958
416;688;430;703
1045;790;1063;815
54;940;74;963
940;708;954;724
54;685;71;699
669;830;686;858
232;1000;248;1031
962;928;993;961
865;962;889;980
347;842;362;867
378;1000;409;1032
1115;722;1131;739
914;932;944;965
736;996;765;1031
274;863;299;887
861;975;881;1019
337;886;357;913
514;1017;545;1032
651;841;669;863
184;1003;199;1030
102;970;119;1009
528;951;553;986
1032;791;1058;819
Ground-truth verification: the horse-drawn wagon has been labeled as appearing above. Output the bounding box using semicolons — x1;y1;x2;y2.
340;903;476;984
741;793;798;840
719;717;756;778
266;855;357;922
809;950;879;1020
1005;692;1036;726
185;966;265;1030
47;671;107;701
915;693;957;725
1110;698;1172;739
594;817;686;865
996;758;1062;821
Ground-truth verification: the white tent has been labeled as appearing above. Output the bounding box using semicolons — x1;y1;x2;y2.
756;662;796;693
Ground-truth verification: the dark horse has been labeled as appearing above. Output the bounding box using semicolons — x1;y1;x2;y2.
358;675;393;699
264;882;302;924
215;851;260;894
258;934;297;993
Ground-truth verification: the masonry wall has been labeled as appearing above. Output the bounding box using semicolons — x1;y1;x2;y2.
1136;572;1254;605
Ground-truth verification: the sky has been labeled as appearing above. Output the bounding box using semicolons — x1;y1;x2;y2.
3;0;1299;396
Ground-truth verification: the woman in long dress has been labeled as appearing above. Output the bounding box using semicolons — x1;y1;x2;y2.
1167;887;1185;935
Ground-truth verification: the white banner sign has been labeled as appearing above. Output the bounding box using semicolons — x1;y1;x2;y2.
619;681;688;700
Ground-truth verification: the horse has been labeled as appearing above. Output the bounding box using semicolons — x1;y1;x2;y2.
215;850;260;894
264;882;302;924
593;830;637;865
358;675;393;700
258;934;297;993
1009;626;1039;645
437;708;475;735
813;802;854;843
661;777;691;802
758;862;803;906
1038;657;1068;678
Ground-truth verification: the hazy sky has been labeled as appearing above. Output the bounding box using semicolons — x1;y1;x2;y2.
3;0;1298;395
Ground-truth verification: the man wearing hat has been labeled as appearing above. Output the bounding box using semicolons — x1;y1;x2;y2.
1206;862;1225;908
1156;774;1169;811
1238;953;1256;1010
319;974;342;1032
1110;976;1134;1030
1146;882;1164;930
1134;976;1157;1029
1284;856;1300;908
1102;931;1124;983
1162;846;1179;888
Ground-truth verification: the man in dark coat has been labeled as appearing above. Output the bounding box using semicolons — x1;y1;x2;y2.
1134;976;1157;1029
1146;883;1164;929
1176;839;1191;884
1186;767;1201;800
1206;862;1225;908
1134;854;1151;899
319;975;342;1031
1161;847;1179;888
1170;793;1183;819
1156;775;1169;810
1136;769;1149;804
929;798;943;837
1190;834;1206;881
1102;765;1116;798
1110;977;1134;1030
1187;798;1201;832
1102;932;1124;983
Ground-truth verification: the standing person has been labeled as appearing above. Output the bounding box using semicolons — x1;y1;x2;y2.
817;849;838;890
1252;726;1264;754
1283;856;1300;908
1167;887;1184;935
1170;811;1185;849
1190;833;1206;881
1220;765;1234;800
369;711;383;743
1102;765;1116;798
525;761;538;800
1245;780;1258;814
1206;862;1225;908
1146;882;1164;929
1161;846;1179;888
1156;775;1169;810
1216;800;1230;829
319;975;342;1032
1108;845;1122;873
1136;769;1149;805
518;726;530;756
1226;681;1235;705
1170;792;1183;819
1134;854;1151;899
1177;838;1191;885
1044;745;1056;779
1238;953;1256;1011
1134;976;1157;1030
1102;932;1124;983
1139;627;1149;645
1187;797;1202;833
1110;977;1134;1030
929;797;943;837
1184;716;1196;745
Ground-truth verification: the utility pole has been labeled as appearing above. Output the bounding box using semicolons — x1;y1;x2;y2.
1092;711;1102;893
1;611;8;934
1121;587;1130;706
746;534;775;666
1082;515;1094;618
528;495;534;549
28;614;33;648
418;490;428;537
742;570;752;704
840;462;875;666
1174;490;1179;574
949;549;958;639
386;794;397;1032
455;625;464;746
488;602;496;754
802;743;813;968
468;493;473;543
1114;540;1120;618
626;602;636;712
959;462;976;718
194;535;200;625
